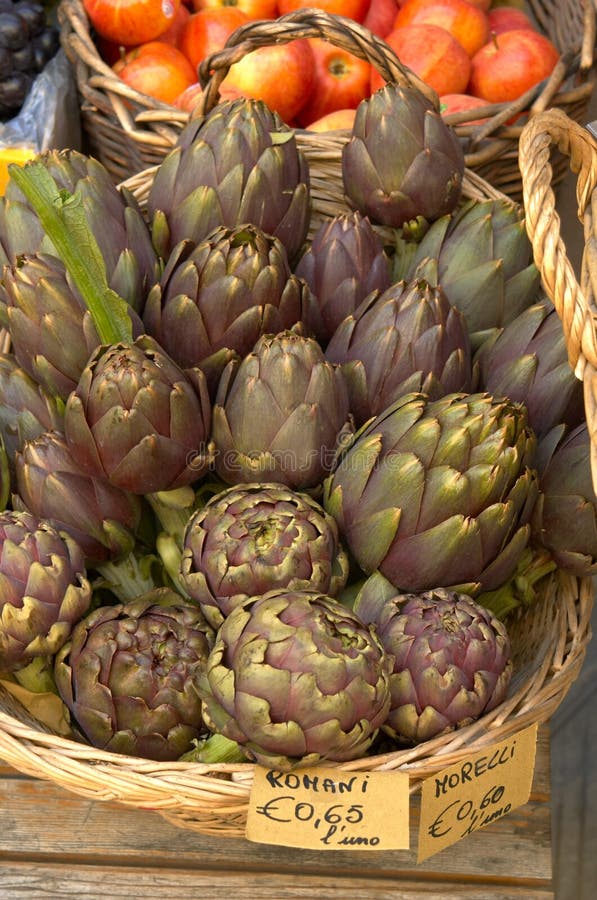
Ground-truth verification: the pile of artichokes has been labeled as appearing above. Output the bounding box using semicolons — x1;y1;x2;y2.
0;86;594;771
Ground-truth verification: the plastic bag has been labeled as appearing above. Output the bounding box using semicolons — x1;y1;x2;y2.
0;49;81;152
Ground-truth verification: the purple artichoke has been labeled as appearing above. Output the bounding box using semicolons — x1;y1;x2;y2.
180;482;349;627
54;591;215;761
64;335;214;494
0;510;92;673
197;589;392;769
354;578;512;744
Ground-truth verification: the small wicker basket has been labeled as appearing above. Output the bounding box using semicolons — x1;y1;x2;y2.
58;0;596;199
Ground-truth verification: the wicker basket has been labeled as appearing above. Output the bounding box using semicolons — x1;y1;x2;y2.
519;108;597;494
58;0;596;199
0;157;594;838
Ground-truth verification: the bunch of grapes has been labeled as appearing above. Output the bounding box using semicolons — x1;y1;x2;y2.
0;0;60;119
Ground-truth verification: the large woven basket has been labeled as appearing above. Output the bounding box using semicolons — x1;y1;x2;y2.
0;128;594;835
58;0;596;200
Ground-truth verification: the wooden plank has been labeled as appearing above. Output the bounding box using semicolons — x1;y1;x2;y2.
0;861;555;900
0;780;552;881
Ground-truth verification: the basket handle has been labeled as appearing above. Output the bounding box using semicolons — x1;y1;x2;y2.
195;8;439;117
519;108;597;488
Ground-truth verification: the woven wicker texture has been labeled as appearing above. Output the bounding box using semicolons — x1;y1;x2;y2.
519;108;597;493
58;0;596;199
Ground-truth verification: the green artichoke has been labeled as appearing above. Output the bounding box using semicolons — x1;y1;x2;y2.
197;589;392;768
294;211;392;345
0;252;142;401
531;423;597;576
342;83;464;229
326;279;472;426
212;329;353;490
180;483;350;628
64;335;214;494
398;197;540;335
15;431;144;565
147;98;311;263
354;578;512;744
324;392;539;593
0;352;64;477
142;225;314;374
474;301;584;437
54;591;215;761
0;149;158;312
0;510;92;674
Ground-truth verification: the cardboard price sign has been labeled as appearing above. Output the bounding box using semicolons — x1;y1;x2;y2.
417;723;538;862
246;765;410;851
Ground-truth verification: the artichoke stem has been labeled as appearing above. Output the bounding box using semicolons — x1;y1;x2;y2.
156;532;192;600
179;733;247;764
477;549;557;619
95;550;164;602
147;488;196;547
13;656;58;695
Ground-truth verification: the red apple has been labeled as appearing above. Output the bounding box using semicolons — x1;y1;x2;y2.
113;41;197;104
371;23;471;96
363;0;399;38
394;0;491;58
84;0;182;46
220;39;316;124
296;39;371;127
487;7;535;36
469;29;560;104
306;108;357;131
439;92;490;124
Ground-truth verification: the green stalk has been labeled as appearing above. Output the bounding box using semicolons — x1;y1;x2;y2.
8;160;132;345
179;733;247;764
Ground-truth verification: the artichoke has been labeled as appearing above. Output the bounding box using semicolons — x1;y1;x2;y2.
54;591;215;761
294;211;392;345
0;149;158;312
326;279;472;426
147;97;311;262
0;252;142;401
197;589;393;769
180;482;350;627
342;83;464;229
474;301;584;437
324;392;539;594
0;352;64;477
64;335;214;494
142;224;314;374
15;431;144;565
398;197;540;334
531;423;597;576
354;578;512;744
0;510;92;674
212;329;353;490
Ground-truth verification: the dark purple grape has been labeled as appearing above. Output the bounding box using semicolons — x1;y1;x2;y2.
32;26;59;68
11;42;35;72
0;71;32;110
0;44;10;78
14;1;46;36
0;11;29;50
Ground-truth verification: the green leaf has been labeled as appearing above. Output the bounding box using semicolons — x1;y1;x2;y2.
8;160;133;346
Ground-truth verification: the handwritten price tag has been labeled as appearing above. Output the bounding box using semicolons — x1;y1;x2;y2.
417;723;538;862
246;765;410;850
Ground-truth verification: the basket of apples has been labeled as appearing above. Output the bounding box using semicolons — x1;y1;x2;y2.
57;0;595;199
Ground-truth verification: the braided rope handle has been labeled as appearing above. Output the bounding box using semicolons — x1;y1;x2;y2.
195;8;439;117
519;108;597;489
